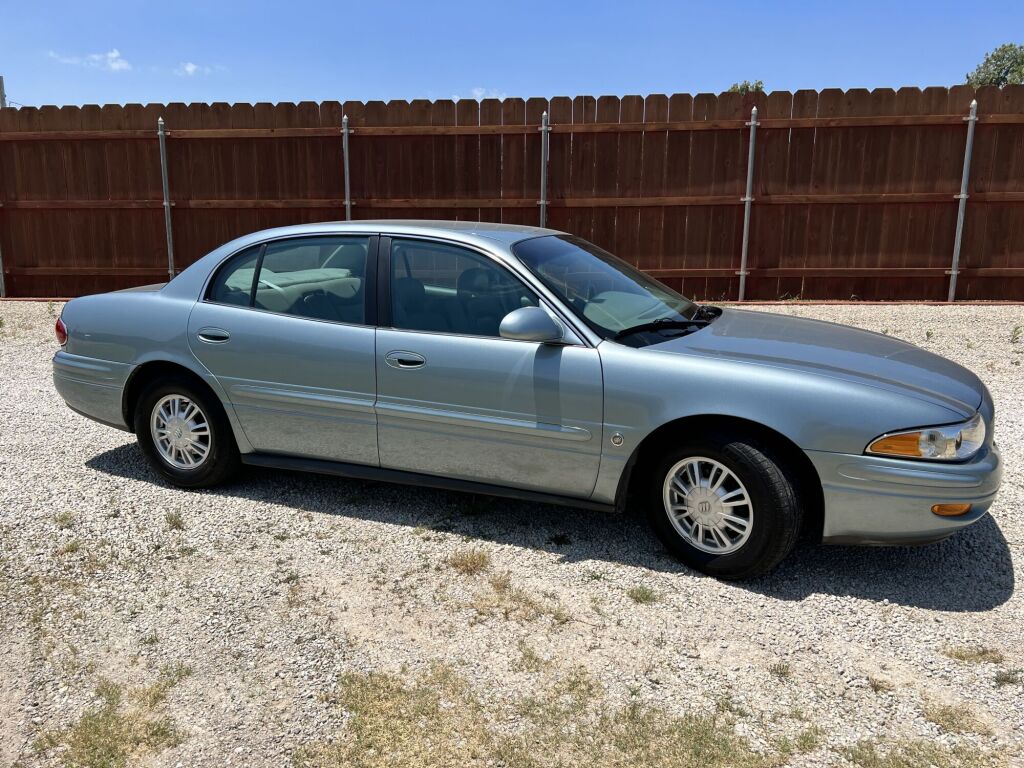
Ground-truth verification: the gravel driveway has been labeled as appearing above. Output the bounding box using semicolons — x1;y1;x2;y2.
1;301;1021;767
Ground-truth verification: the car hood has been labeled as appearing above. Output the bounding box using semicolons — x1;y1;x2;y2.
651;308;984;419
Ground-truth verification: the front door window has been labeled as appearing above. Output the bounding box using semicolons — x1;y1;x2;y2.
388;238;538;337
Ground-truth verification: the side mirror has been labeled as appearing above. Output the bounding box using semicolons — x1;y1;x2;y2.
499;306;565;344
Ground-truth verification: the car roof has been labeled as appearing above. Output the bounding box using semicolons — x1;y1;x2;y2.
233;219;562;247
162;219;566;301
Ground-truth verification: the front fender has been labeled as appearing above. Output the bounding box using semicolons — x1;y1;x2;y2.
591;341;966;505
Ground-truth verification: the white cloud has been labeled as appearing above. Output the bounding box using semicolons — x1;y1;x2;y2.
49;48;131;72
470;87;507;101
174;61;213;77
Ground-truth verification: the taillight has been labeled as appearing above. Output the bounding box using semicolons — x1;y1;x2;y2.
55;317;68;346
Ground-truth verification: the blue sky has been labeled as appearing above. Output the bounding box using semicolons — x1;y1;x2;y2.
1;1;1021;106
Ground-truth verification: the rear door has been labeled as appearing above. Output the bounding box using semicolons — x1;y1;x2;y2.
188;234;380;465
374;236;604;498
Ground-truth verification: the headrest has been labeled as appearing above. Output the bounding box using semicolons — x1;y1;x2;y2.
325;243;366;273
457;267;493;296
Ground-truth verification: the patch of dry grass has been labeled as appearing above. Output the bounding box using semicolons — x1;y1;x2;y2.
295;664;778;768
922;701;989;735
55;540;82;556
627;585;658;604
867;676;895;693
773;725;823;757
994;668;1022;687
471;573;570;624
135;662;193;708
843;739;1002;768
513;641;549;673
941;646;1004;664
34;669;188;768
448;548;491;575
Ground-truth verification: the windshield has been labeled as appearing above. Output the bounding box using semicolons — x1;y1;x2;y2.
513;235;699;339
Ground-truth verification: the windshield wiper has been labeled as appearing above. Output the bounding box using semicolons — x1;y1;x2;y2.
612;317;707;341
693;304;721;322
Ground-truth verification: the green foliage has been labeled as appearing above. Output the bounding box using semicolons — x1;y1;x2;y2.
966;43;1024;87
728;80;764;95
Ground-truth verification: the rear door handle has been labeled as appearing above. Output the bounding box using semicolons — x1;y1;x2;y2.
197;327;231;344
384;350;425;369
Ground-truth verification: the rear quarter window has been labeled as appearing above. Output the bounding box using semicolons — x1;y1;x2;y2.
207;245;261;306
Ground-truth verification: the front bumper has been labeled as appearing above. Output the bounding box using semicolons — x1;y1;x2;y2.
808;443;1002;545
53;351;133;431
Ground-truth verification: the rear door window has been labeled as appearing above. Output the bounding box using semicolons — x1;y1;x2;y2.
253;236;370;324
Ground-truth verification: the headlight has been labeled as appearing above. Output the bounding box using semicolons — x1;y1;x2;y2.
866;413;986;461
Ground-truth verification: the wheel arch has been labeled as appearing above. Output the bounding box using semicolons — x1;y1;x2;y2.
122;359;227;434
615;414;825;542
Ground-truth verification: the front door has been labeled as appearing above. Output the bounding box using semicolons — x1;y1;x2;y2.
375;236;603;498
187;234;379;466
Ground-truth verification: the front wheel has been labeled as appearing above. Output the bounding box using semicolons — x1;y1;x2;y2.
647;432;802;579
134;376;239;488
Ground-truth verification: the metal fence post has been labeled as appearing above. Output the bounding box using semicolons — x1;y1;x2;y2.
737;106;758;301
157;117;175;280
342;114;352;221
538;111;551;228
947;99;978;302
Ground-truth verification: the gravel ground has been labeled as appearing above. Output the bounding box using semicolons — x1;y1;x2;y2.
1;300;1022;767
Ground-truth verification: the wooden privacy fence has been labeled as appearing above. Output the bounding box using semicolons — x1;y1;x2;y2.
1;85;1023;300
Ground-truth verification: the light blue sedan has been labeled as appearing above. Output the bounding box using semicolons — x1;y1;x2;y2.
53;221;1002;578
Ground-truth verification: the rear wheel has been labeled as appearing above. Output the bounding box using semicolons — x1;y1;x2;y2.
134;376;239;488
646;431;801;579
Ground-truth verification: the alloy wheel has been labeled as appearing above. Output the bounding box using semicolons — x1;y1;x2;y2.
150;394;211;470
662;456;754;554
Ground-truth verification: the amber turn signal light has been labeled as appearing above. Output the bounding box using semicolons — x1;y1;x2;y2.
867;432;922;457
931;503;972;517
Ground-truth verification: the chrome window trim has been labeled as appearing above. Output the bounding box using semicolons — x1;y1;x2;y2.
196;300;379;331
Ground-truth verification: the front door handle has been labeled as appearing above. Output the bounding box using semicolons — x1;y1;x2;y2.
197;327;231;344
385;350;425;369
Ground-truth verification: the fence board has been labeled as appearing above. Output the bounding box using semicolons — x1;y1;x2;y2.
613;95;644;265
499;98;526;226
657;94;693;295
591;95;620;251
635;94;668;273
478;99;502;224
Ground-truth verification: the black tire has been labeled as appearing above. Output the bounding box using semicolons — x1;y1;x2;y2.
134;375;239;488
646;431;801;580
